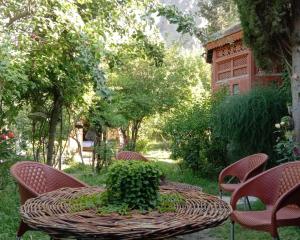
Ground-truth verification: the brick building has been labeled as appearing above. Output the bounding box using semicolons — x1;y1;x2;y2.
204;24;282;94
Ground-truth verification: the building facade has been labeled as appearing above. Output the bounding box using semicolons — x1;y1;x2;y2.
204;25;282;94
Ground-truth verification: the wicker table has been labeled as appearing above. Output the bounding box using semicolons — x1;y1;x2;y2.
20;185;231;239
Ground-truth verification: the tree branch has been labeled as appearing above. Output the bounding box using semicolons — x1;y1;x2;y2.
6;10;32;27
5;0;35;28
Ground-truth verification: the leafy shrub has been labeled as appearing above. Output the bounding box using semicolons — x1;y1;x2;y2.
0;158;20;190
69;189;185;215
135;139;149;153
214;86;288;163
163;92;227;177
0;129;15;160
95;141;115;172
274;140;300;163
0;160;12;190
68;161;184;215
274;116;300;163
106;161;162;210
0;129;16;189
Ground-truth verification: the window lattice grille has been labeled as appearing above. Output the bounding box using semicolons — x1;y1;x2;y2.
233;67;247;77
233;56;247;67
218;61;231;71
218;71;231;80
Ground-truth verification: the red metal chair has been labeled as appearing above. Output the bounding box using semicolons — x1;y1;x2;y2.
218;153;268;201
10;161;88;239
116;151;149;161
230;161;300;240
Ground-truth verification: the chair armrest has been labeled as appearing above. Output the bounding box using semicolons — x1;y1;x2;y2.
271;183;300;225
51;171;89;189
230;171;278;210
218;163;242;188
230;181;261;210
243;160;267;182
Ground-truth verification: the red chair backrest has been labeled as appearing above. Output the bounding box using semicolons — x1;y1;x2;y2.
231;153;268;182
10;161;87;204
275;161;300;200
116;151;148;161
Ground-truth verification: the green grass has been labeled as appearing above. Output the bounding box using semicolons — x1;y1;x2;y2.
64;163;108;186
213;200;300;240
214;221;300;240
154;160;218;195
0;183;49;240
1;160;300;240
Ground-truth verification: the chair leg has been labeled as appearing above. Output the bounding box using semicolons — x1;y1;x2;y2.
230;221;235;240
219;190;223;199
17;220;29;238
243;197;252;210
246;196;251;210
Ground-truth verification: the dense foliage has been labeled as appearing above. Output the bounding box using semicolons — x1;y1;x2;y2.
106;161;162;210
0;0;162;165
214;87;288;162
197;0;238;38
0;157;18;190
0;160;12;190
164;91;227;177
274;116;300;163
234;0;293;69
88;49;206;154
0;129;15;159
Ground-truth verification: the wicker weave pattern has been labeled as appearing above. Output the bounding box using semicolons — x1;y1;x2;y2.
116;151;149;161
277;163;300;198
21;186;231;239
248;155;264;172
18;165;48;194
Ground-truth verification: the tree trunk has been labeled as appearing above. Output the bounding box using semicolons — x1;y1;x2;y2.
96;132;103;173
119;127;129;150
103;129;107;166
292;1;300;142
58;111;63;170
46;91;63;166
71;135;84;164
131;119;142;151
32;121;37;161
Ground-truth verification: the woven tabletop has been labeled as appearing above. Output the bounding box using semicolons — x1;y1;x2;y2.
21;185;231;239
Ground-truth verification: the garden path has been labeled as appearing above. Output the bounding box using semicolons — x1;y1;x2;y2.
172;229;217;240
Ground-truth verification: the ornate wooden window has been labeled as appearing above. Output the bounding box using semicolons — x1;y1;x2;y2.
215;41;248;82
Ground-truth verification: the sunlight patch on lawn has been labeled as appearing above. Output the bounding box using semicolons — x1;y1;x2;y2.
145;149;178;163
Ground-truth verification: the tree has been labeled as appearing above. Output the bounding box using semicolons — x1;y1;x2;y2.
1;0;158;165
5;0;108;166
90;42;201;151
197;0;239;37
112;57;191;149
157;0;239;43
0;41;27;127
233;1;300;142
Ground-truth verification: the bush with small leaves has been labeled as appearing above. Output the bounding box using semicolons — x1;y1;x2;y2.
106;161;162;210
